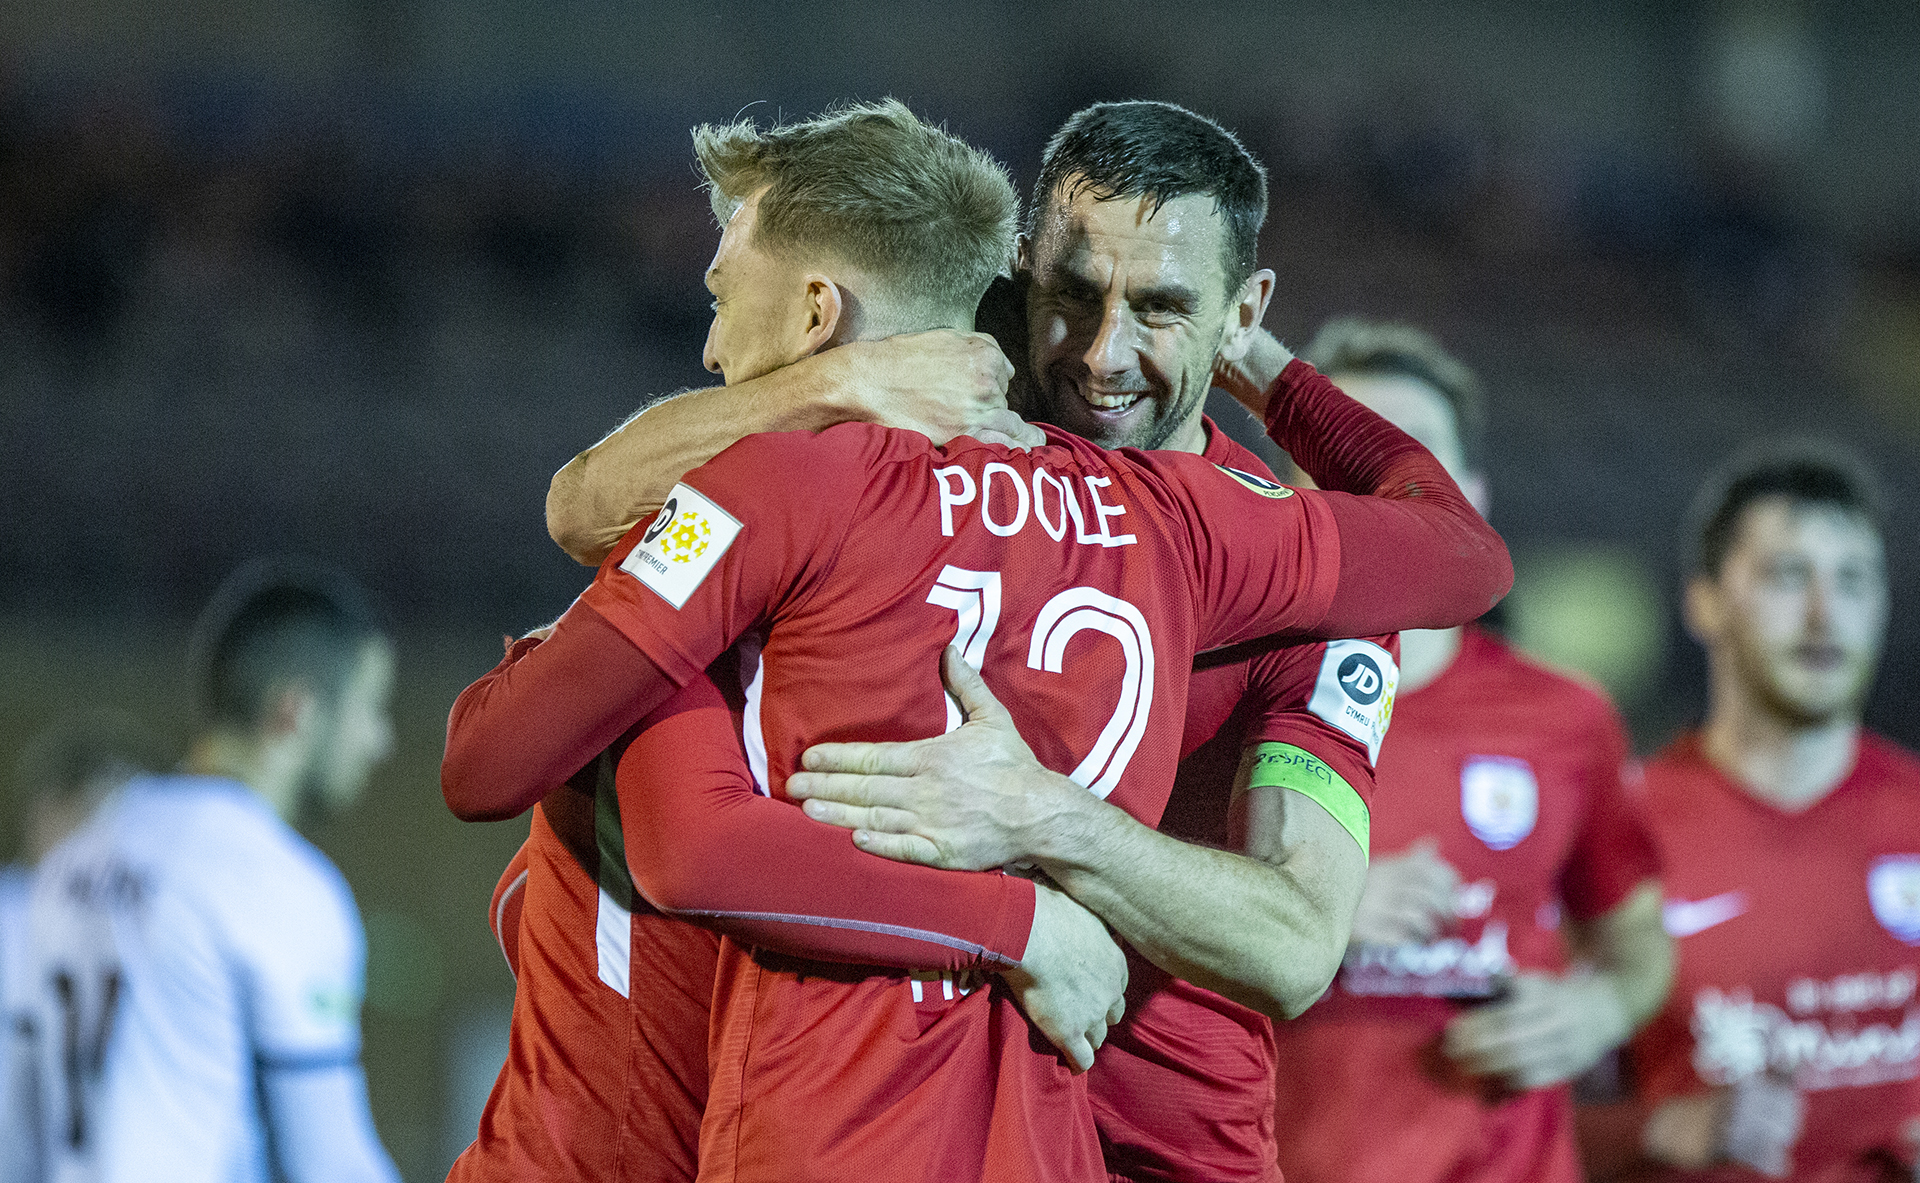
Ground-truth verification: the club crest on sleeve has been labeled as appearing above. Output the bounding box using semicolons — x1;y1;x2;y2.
619;483;743;609
1461;757;1538;851
1214;465;1295;499
1306;638;1398;763
1868;856;1920;946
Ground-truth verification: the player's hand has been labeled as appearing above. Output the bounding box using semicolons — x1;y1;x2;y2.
831;330;1014;445
1210;328;1294;417
963;407;1046;450
1642;1081;1803;1176
1001;881;1127;1073
1442;970;1629;1090
1722;1076;1803;1177
789;648;1096;870
1347;837;1460;945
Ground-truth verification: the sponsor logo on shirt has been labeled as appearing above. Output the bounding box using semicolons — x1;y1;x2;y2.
1214;464;1295;499
1869;856;1920;946
1787;968;1917;1016
1341;920;1514;999
1460;757;1538;851
619;483;743;609
1663;891;1750;938
1691;983;1920;1092
1307;639;1398;764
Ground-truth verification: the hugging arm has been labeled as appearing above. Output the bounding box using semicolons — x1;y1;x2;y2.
547;333;1013;564
1214;342;1512;638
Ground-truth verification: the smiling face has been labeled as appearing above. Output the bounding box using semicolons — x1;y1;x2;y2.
1690;498;1887;726
1024;181;1247;453
701;191;821;386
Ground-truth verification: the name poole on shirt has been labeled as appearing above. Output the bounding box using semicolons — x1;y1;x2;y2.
934;463;1136;547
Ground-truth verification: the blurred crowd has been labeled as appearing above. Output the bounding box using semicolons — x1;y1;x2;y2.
0;19;1916;1180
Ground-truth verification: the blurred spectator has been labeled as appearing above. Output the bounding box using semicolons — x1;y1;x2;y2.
20;559;400;1183
1578;444;1917;1180
1271;319;1673;1183
3;710;160;1183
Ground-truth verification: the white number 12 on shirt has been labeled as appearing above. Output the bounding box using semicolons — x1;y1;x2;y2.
925;566;1155;800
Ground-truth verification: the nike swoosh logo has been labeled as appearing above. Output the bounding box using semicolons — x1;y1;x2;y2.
1663;891;1749;937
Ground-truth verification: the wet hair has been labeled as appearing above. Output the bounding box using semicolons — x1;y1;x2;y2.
693;99;1018;324
1301;317;1487;470
1687;441;1885;578
188;558;384;730
12;710;161;807
1031;101;1268;294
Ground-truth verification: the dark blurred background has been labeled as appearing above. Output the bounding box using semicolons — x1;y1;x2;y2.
1;1;1916;1177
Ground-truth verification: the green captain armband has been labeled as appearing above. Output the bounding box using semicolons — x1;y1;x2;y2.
1245;742;1370;860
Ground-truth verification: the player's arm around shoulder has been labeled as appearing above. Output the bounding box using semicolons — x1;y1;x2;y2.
546;332;1013;565
1231;750;1372;1015
788;649;1366;1020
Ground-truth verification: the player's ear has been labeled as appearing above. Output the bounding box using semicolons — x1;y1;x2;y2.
261;682;320;741
1015;233;1032;273
802;275;846;354
1215;268;1275;363
1682;575;1722;646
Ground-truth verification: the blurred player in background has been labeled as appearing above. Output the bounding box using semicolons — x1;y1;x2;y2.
24;560;400;1183
2;713;158;1183
523;100;1434;1183
1579;446;1919;1181
1266;320;1673;1183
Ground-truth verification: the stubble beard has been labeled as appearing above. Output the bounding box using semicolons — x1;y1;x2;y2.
1734;632;1874;730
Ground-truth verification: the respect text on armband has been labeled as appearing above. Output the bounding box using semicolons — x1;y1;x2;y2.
933;463;1136;548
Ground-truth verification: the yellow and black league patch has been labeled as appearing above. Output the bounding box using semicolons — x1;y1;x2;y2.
1215;464;1295;499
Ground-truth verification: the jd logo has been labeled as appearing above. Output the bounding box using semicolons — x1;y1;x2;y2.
1339;653;1384;704
642;497;679;545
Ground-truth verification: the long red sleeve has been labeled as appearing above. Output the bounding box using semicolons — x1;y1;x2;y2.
449;632;1035;968
616;675;1034;971
1263;359;1512;636
441;601;679;821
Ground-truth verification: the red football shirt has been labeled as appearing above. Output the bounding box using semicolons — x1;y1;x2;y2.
1624;731;1920;1182
449;682;726;1183
1270;627;1660;1183
577;413;1445;1183
468;420;1382;1183
440;361;1507;1183
1091;552;1392;1183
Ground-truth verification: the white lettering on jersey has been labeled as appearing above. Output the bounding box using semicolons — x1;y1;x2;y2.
1306;639;1399;764
1078;477;1137;547
1692;984;1920;1091
620;483;743;609
926;567;1003;733
933;464;1136;547
1787;968;1918;1016
1663;891;1750;937
978;464;1029;537
1028;588;1155;799
1454;878;1497;919
1340;921;1514;999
